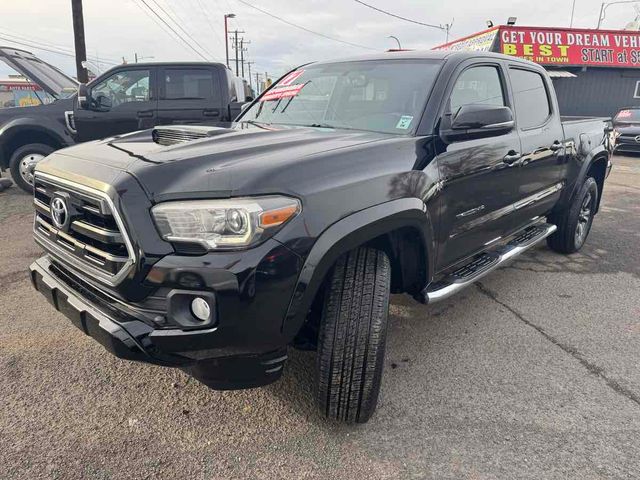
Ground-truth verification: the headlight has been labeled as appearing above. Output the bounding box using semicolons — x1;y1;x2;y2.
152;196;300;250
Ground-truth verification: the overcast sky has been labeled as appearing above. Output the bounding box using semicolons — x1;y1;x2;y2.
2;0;640;82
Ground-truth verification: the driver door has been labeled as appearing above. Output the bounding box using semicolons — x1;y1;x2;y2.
74;67;157;142
435;62;523;272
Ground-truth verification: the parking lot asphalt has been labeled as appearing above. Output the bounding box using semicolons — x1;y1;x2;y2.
1;156;639;480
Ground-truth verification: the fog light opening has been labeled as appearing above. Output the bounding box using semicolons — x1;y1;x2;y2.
191;297;211;321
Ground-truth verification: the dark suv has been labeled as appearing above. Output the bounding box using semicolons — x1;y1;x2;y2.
29;51;611;423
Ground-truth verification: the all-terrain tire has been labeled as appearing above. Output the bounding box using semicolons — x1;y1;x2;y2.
547;176;598;254
315;247;391;424
9;143;55;193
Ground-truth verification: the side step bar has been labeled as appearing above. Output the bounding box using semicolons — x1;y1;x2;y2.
422;223;557;304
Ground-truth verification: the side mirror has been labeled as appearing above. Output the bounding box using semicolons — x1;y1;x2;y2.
95;94;112;111
77;83;89;109
441;104;514;143
229;101;248;120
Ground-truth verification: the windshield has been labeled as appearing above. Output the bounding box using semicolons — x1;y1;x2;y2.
240;60;442;135
614;109;640;124
0;48;77;99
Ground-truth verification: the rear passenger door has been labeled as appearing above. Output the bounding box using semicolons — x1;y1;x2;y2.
507;67;566;223
156;67;222;125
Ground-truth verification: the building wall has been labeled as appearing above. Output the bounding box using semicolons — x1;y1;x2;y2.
552;68;640;118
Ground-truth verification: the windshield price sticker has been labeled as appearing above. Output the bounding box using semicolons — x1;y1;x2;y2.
396;115;414;130
278;70;305;86
261;83;306;101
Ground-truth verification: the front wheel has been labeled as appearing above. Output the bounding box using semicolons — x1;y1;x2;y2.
315;247;391;424
547;176;598;254
9;144;54;193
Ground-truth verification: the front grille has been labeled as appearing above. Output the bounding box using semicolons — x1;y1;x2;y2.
33;173;135;286
617;134;640;145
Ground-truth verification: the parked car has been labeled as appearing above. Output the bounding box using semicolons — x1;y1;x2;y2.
611;106;640;153
29;50;611;423
0;47;248;192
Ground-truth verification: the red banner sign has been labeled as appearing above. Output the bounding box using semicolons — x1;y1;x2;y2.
499;26;640;67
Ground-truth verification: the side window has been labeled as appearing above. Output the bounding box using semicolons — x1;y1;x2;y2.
91;70;150;107
164;69;215;100
509;68;551;129
449;66;505;113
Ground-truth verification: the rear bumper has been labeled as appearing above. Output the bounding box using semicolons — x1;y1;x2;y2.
29;256;288;388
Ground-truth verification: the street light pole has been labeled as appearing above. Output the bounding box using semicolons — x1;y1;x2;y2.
224;13;235;69
597;1;638;28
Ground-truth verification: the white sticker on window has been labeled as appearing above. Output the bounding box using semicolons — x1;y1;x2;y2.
396;115;414;130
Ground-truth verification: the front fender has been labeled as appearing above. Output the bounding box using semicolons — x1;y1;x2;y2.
0;116;71;167
281;197;434;339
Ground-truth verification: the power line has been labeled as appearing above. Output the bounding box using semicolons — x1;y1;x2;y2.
147;0;218;60
0;33;119;66
0;29;120;64
234;0;377;51
353;0;445;30
132;0;210;61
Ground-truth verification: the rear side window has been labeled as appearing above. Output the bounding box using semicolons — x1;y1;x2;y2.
164;69;215;100
449;65;505;113
509;68;551;129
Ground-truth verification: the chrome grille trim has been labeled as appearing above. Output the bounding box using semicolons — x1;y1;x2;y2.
33;172;136;286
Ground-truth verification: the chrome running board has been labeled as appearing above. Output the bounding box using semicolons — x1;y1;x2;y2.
422;223;557;304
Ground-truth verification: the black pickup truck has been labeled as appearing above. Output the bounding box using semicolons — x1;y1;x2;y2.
0;47;248;192
28;51;611;423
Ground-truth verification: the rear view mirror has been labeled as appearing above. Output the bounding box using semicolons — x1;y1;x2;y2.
77;83;89;109
441;104;514;143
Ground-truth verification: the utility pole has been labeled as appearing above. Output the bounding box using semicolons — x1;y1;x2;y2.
135;53;138;63
231;30;244;76
255;72;262;94
240;39;250;78
247;61;255;91
240;39;244;77
71;0;89;83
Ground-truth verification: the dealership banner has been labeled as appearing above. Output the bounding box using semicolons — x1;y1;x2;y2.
499;26;640;67
433;27;500;52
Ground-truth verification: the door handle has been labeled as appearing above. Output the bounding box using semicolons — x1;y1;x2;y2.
549;141;563;151
203;109;220;117
137;110;154;118
503;151;522;165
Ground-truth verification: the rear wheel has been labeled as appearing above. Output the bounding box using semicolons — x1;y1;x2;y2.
315;247;391;423
9;144;54;193
547;176;598;254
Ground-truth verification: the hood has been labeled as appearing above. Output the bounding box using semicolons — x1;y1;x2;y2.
0;46;78;98
0;96;74;126
47;123;399;200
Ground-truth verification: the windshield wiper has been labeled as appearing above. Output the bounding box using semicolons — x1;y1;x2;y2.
241;119;270;128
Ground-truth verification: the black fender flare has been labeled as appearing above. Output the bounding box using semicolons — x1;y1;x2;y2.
0;117;70;168
560;144;609;213
281;197;435;339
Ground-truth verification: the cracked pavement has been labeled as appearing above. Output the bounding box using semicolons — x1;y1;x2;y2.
1;156;639;479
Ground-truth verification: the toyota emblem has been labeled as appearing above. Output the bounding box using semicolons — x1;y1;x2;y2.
635;135;640;144
50;196;69;230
